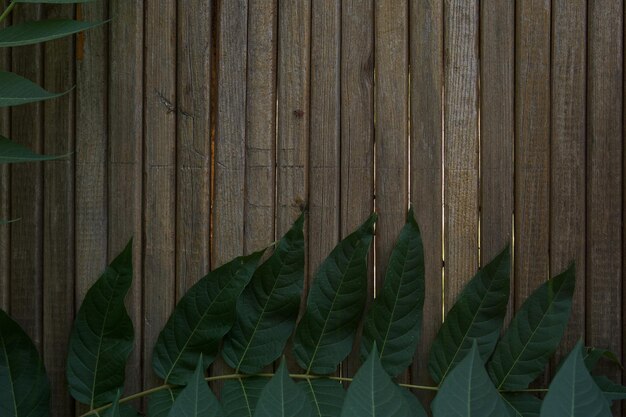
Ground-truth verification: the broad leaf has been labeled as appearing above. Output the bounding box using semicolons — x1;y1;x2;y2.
221;377;267;417
293;213;376;374
253;360;314;417
584;347;622;371
400;390;428;417
501;393;541;417
147;387;182;417
540;341;611;417
104;391;137;417
152;250;264;385
67;240;134;408
0;136;66;164
340;344;416;417
0;19;106;47
0;309;50;417
487;265;574;390
222;213;305;373
0;71;68;107
167;356;223;417
361;207;424;376
431;340;508;417
300;379;345;417
428;246;510;384
593;375;626;403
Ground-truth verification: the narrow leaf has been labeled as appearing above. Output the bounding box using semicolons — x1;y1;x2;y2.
0;19;106;47
221;377;267;417
166;356;223;417
147;387;182;417
0;136;66;164
593;375;626;403
487;265;575;390
501;394;541;417
428;246;510;384
540;341;611;417
67;240;134;408
431;340;508;417
300;379;345;417
293;213;376;374
0;309;50;417
14;0;95;3
0;71;68;107
253;360;314;417
361;207;424;376
152;250;264;385
222;213;305;373
340;344;416;417
584;347;623;371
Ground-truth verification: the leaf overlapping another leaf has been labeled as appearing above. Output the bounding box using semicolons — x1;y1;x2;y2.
167;356;224;417
300;378;345;417
253;360;314;417
501;393;541;417
147;387;182;417
221;377;267;417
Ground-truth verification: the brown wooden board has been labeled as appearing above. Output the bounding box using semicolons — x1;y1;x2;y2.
409;0;443;395
443;0;479;307
0;11;9;312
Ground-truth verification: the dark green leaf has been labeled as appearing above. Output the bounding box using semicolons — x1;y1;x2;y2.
0;71;68;107
103;391;139;417
293;214;376;374
222;214;305;373
14;0;95;3
167;356;223;417
540;341;611;417
0;136;66;164
0;19;106;47
432;340;508;417
300;378;345;417
0;218;18;225
340;344;415;417
0;309;50;417
67;240;134;408
147;387;182;417
400;390;428;417
487;265;574;390
584;347;623;372
361;207;424;377
428;246;510;384
593;375;626;403
253;360;314;417
152;250;264;385
221;377;267;417
501;393;541;417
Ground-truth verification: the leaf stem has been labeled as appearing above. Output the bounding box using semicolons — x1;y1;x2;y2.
0;2;15;24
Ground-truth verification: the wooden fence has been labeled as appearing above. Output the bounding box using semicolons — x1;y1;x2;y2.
0;0;623;416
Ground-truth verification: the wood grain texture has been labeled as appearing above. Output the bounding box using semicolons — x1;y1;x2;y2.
514;0;551;308
443;0;479;307
587;0;623;408
0;11;9;312
176;0;212;297
108;0;143;398
42;4;75;415
409;0;443;394
143;0;177;391
550;0;586;370
245;0;277;254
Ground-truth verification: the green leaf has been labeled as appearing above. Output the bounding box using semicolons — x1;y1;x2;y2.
221;377;267;417
501;393;541;417
340;344;416;417
293;213;376;374
0;309;50;417
0;136;66;164
0;19;106;47
14;0;95;3
487;265;574;390
401;391;428;417
152;250;264;385
593;375;626;403
428;246;510;384
431;340;508;417
253;360;314;417
0;218;19;225
147;387;182;417
540;341;611;417
67;240;134;408
222;213;305;373
361;207;424;377
300;379;345;417
584;347;623;371
166;356;223;417
104;391;138;417
0;71;68;107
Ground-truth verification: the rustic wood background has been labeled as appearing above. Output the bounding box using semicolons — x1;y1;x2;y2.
0;0;623;415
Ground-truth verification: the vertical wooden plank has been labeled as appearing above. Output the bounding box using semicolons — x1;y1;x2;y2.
515;0;550;309
587;0;623;410
341;0;374;379
309;0;339;285
245;0;277;254
42;4;75;415
143;0;177;391
444;0;479;306
409;0;443;394
550;0;586;367
10;2;43;350
0;11;9;312
176;0;212;296
108;0;143;397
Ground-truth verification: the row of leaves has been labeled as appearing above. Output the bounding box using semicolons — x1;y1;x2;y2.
2;209;626;417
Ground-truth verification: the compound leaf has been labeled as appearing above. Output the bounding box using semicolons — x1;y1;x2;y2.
0;19;106;47
221;377;267;417
300;378;345;417
253;360;314;417
147;387;182;417
0;71;68;107
501;393;541;417
166;356;223;417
